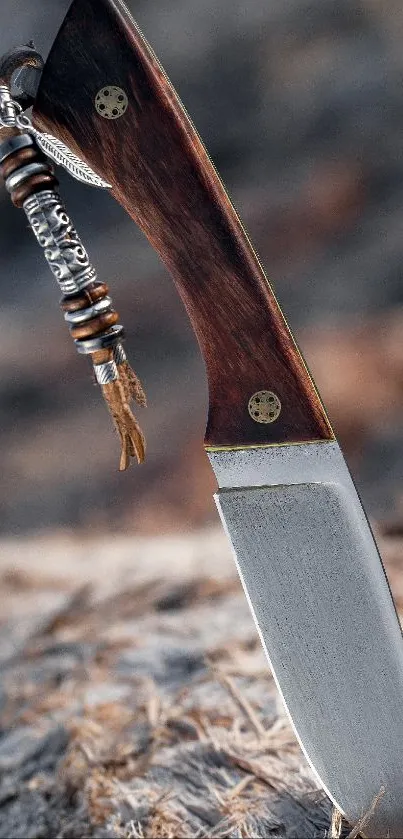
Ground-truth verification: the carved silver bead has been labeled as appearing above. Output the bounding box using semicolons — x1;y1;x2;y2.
23;189;97;295
93;359;119;385
0;84;18;127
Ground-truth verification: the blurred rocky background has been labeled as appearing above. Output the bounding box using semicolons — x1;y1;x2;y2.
0;0;403;536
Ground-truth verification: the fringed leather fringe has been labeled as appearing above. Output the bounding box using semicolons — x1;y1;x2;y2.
118;360;147;408
101;377;146;470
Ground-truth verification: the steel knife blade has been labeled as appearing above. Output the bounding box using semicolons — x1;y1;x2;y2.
210;442;403;835
24;0;403;833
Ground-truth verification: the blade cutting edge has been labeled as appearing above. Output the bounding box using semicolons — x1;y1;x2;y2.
208;441;403;837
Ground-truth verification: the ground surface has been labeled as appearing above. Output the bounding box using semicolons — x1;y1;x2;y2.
0;524;401;838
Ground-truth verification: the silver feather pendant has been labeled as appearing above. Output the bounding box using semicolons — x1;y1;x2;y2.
15;114;112;189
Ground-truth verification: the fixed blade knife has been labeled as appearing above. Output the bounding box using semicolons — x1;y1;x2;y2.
4;0;403;834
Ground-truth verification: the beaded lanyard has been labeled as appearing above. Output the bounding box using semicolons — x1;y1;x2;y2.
0;80;146;470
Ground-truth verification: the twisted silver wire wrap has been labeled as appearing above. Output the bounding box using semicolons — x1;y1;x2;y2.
5;161;51;192
0;84;18;127
93;359;119;385
63;296;113;324
75;325;124;355
23;190;97;295
114;343;127;366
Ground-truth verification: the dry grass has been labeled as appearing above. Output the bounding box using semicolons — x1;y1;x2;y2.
0;525;401;836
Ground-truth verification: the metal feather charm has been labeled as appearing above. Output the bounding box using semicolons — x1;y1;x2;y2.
16;114;112;189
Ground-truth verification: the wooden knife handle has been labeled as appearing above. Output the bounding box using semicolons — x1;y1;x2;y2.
33;0;333;449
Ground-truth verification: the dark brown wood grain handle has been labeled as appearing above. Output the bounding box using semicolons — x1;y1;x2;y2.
32;0;333;449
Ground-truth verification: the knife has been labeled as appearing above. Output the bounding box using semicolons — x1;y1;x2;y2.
3;0;403;834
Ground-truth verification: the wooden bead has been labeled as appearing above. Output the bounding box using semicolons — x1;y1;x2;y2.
0;146;47;180
84;283;110;305
92;348;113;364
60;294;88;313
61;282;110;312
12;172;59;208
70;311;119;340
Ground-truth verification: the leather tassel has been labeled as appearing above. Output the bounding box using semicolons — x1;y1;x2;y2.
0;83;147;472
93;347;146;470
101;377;146;470
117;359;147;408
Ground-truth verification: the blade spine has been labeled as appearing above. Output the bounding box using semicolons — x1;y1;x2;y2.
205;438;335;453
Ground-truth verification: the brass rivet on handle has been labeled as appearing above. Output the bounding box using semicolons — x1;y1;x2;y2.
248;391;281;424
95;86;128;119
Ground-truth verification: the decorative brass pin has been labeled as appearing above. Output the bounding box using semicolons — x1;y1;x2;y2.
248;391;281;424
95;86;128;119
